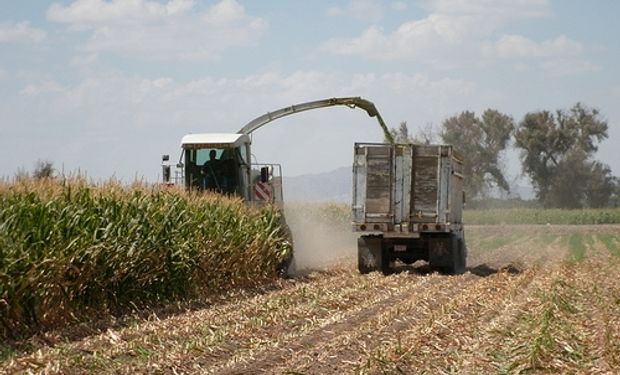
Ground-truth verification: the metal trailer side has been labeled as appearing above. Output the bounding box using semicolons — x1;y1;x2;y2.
352;143;466;275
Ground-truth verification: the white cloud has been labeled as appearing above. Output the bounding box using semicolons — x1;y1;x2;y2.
489;34;582;59
0;22;46;44
391;2;407;11
203;0;245;26
541;59;599;75
70;53;98;67
427;0;549;17
19;81;65;96
322;14;486;64
47;0;267;60
47;0;194;24
321;0;588;74
326;0;385;23
8;69;483;180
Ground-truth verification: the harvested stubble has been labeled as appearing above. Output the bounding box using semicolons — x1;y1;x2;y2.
1;225;620;374
0;178;291;339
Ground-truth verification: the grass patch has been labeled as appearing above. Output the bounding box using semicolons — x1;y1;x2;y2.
567;234;586;262
598;235;620;257
465;208;620;225
509;279;584;372
476;234;520;252
0;346;15;362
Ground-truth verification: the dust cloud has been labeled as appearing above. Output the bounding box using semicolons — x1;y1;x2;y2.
284;205;357;272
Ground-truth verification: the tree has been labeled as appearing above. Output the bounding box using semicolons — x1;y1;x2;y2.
387;121;415;143
440;109;514;199
386;121;438;144
584;162;617;208
514;103;614;208
33;160;54;179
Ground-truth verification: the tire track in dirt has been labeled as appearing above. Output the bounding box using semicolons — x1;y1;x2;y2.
322;234;557;373
170;271;433;373
215;273;480;374
350;265;540;374
553;239;620;373
2;270;416;374
450;237;571;373
381;234;619;374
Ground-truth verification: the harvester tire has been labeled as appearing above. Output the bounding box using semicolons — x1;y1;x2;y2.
276;214;296;278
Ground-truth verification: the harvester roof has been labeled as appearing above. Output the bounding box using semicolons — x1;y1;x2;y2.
180;133;250;149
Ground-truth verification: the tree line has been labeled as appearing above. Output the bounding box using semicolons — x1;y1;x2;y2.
389;103;619;209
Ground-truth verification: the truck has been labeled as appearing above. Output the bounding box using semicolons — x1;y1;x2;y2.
352;143;466;275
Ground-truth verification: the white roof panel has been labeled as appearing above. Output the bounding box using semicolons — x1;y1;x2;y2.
180;133;250;148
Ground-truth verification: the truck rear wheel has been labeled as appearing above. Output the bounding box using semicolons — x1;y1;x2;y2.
380;252;392;275
449;238;466;275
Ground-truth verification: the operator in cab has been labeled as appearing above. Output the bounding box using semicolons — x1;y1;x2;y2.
202;150;223;191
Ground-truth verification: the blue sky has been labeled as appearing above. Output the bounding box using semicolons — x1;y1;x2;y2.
1;0;619;187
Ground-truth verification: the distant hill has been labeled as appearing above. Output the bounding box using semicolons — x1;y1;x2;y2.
283;166;351;202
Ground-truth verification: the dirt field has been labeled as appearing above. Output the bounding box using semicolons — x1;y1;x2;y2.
2;225;620;374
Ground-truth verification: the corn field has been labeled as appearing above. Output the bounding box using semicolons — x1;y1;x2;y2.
0;178;291;339
464;207;620;225
290;203;620;226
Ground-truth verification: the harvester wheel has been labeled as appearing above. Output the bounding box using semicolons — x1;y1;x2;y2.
276;214;296;278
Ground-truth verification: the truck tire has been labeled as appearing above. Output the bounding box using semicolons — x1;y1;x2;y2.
380;243;393;276
429;234;466;275
380;257;392;275
452;238;466;275
358;236;382;274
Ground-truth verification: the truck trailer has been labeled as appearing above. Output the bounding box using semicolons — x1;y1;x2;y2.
352;143;466;275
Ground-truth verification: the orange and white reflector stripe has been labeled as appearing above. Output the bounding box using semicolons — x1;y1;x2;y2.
254;181;272;201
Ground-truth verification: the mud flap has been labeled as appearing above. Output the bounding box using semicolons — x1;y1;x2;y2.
429;235;465;275
358;236;382;274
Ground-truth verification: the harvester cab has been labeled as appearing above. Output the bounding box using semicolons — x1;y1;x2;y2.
162;133;283;206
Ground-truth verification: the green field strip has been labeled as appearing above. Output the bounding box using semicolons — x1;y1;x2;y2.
464;233;492;250
476;234;522;253
597;234;620;257
567;234;586;262
536;233;560;248
464;208;620;225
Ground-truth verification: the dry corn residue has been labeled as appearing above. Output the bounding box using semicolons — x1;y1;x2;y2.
2;224;619;374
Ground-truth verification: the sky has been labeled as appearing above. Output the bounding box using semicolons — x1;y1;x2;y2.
1;0;619;186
